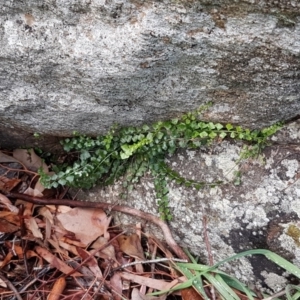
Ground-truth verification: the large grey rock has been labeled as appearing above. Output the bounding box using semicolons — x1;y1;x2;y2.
0;0;300;143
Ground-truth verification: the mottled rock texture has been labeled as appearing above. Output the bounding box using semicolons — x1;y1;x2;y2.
0;0;300;147
85;119;300;292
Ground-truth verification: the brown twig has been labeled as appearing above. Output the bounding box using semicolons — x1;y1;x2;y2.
5;192;189;261
0;272;23;300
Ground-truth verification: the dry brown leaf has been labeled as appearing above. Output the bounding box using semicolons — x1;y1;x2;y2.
58;240;79;256
0;193;19;213
5;241;23;259
77;247;103;278
181;287;205;300
48;239;69;257
132;288;144;300
13;149;48;173
47;205;72;214
33;180;46;193
117;233;145;260
25;217;43;239
0;218;19;233
0;151;21;163
0;277;7;288
0;251;13;268
0;211;20;225
139;293;167;300
56;207;111;246
35;246;82;276
15;199;33;217
23;186;43;197
59;237;87;248
91;236;116;260
0;176;21;192
110;272;123;300
120;272;186;291
48;277;66;300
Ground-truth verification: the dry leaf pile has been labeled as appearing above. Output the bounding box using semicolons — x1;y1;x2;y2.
0;149;192;300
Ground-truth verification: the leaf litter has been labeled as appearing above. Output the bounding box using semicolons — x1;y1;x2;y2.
0;149;191;300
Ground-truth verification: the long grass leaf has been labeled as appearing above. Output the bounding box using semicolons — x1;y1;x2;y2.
285;284;300;300
265;253;300;279
176;265;210;300
218;272;256;300
203;273;237;300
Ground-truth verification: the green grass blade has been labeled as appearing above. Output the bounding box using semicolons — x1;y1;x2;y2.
210;249;300;280
218;272;256;300
285;284;300;300
175;265;210;300
147;277;194;296
264;252;300;279
176;262;211;272
184;248;198;264
203;273;238;300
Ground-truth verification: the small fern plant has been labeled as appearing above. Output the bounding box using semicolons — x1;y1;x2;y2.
39;105;281;220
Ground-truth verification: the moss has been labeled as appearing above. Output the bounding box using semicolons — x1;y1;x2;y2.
287;224;300;247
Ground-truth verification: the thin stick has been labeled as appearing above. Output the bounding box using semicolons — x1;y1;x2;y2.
6;192;189;261
0;272;23;300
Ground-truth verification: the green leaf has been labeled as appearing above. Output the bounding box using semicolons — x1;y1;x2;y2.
215;123;223;130
58;178;67;186
226;123;233;130
208;122;215;130
199;131;208;138
219;132;227;139
66;175;74;183
209;132;217;139
80;150;91;160
203;273;239;300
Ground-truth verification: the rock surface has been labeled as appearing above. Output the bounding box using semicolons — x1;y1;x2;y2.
1;0;300;293
1;0;300;145
83;119;300;292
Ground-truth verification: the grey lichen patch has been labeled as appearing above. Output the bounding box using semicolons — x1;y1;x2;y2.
260;271;288;293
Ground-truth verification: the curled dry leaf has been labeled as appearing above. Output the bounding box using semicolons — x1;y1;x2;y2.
77;247;103;278
58;240;79;256
0;277;7;288
117;233;145;260
0;193;18;213
132;288;144;300
0;217;19;233
0;211;20;225
23;187;43;197
91;236;116;260
46;205;71;214
25;217;43;239
35;246;82;276
13;149;48;173
181;287;205;300
57;207;111;246
110;272;123;300
121;272;186;292
0;176;21;193
0;151;21;164
47;239;69;257
48;277;66;300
